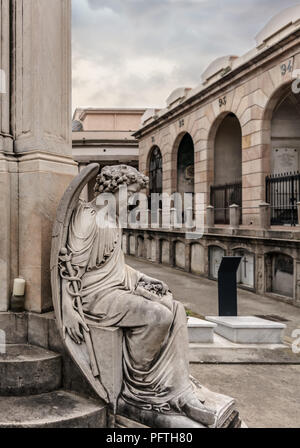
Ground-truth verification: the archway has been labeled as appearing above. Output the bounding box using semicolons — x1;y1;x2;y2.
266;88;300;225
177;133;195;196
211;113;242;224
149;146;162;195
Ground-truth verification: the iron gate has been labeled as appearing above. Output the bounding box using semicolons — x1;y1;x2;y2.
210;182;242;224
266;172;300;225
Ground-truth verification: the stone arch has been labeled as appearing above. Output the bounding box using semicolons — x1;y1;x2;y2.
265;251;294;298
171;132;195;194
261;80;296;176
207;112;242;224
147;145;163;195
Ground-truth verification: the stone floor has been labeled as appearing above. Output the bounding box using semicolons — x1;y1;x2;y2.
126;256;300;340
190;364;300;428
127;256;300;428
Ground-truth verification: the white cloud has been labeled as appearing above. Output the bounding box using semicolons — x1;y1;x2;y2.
72;0;300;110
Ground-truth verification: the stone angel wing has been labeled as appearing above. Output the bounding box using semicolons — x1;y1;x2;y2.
50;163;110;404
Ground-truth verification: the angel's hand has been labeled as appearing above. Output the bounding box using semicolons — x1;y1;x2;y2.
141;275;169;295
63;306;89;345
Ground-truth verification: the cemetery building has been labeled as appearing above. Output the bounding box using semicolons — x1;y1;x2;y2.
72;107;145;198
124;6;300;306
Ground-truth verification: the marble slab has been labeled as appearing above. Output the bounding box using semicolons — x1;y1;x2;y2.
187;317;217;343
206;316;286;344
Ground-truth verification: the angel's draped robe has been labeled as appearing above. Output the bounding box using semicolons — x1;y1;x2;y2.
67;202;193;411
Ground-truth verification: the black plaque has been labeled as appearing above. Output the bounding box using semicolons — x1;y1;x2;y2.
218;256;242;316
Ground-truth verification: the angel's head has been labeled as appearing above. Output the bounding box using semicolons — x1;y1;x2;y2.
94;165;148;195
94;165;149;214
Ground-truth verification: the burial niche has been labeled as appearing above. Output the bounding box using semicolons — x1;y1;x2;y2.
191;244;205;275
235;250;255;288
209;246;225;279
137;236;145;258
175;241;186;269
267;253;294;298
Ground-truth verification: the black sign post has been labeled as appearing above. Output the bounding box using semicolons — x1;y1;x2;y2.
218;256;242;316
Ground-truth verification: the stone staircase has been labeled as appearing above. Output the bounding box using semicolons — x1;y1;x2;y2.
0;313;107;428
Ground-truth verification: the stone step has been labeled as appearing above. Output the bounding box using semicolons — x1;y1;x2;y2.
0;390;107;428
0;344;62;396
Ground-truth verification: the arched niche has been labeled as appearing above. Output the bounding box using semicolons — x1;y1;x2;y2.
214;113;242;185
161;240;170;265
271;90;300;174
266;252;294;298
175;241;186;269
190;244;205;275
149;146;163;195
129;235;136;255
234;249;255;289
177;133;195;196
211;113;242;224
137;236;144;258
209;246;225;279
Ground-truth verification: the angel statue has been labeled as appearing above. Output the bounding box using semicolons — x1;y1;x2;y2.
51;164;241;428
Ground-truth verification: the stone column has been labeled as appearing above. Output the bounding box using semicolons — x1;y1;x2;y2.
0;0;17;311
10;0;78;313
206;205;214;228
229;204;240;229
259;202;271;230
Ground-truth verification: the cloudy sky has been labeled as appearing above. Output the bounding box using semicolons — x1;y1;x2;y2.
72;0;300;111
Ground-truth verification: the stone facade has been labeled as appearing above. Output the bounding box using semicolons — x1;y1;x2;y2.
130;7;300;306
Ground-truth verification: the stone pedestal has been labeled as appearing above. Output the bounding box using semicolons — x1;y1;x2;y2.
206;316;286;344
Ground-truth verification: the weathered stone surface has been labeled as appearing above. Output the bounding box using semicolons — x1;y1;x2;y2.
0;391;107;428
0;344;62;396
0;312;27;344
88;324;123;413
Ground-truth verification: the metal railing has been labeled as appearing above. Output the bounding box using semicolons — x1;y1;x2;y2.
210;182;242;224
266;172;300;226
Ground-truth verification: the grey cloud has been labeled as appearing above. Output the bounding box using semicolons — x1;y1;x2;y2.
72;0;300;109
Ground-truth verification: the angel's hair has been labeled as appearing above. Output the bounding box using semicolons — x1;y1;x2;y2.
94;165;149;196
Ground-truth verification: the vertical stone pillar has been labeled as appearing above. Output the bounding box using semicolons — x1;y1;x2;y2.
0;0;17;311
206;205;214;228
10;0;78;312
259;202;271;230
229;204;240;229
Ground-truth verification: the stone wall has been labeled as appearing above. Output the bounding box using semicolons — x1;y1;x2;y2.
123;228;300;307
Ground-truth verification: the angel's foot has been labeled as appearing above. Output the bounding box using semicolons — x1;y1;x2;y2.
182;396;217;426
